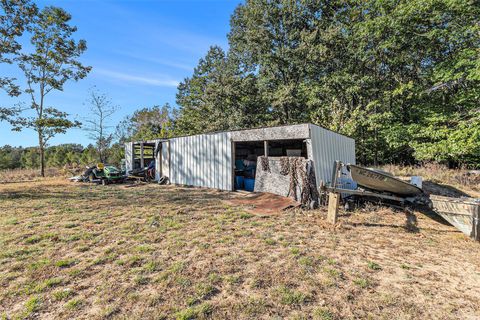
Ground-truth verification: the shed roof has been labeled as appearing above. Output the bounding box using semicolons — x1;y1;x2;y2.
128;123;353;144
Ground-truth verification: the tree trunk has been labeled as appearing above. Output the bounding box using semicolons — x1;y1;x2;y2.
38;130;45;177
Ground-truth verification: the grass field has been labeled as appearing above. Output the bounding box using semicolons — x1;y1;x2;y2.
1;179;479;319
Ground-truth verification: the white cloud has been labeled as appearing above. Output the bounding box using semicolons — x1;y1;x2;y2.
114;51;194;71
94;68;180;88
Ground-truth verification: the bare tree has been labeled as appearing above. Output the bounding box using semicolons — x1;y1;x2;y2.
84;87;118;163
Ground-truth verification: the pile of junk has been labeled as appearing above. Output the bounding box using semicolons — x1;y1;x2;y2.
69;160;167;185
69;163;126;185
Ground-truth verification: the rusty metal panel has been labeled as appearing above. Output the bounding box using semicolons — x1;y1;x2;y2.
169;131;232;190
309;124;356;187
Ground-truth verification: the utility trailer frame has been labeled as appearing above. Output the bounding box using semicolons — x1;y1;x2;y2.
324;161;416;224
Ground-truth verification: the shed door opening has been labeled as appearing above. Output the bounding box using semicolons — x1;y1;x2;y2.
133;143;155;170
267;139;307;158
234;139;307;191
234;141;264;191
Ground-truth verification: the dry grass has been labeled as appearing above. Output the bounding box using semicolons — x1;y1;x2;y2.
0;168;65;183
1;179;479;319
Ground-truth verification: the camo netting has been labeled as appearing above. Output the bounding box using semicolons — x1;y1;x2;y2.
260;156;319;208
259;156;270;173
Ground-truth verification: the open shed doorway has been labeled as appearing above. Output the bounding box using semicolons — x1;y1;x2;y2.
233;139;307;191
133;142;155;170
234;141;264;191
267;139;308;158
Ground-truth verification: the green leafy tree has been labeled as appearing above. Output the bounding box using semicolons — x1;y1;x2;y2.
225;0;479;166
79;144;97;166
0;0;37;98
116;104;174;142
107;142;125;167
175;46;268;135
8;6;91;176
20;147;39;168
0;145;23;169
45;144;83;167
229;0;327;124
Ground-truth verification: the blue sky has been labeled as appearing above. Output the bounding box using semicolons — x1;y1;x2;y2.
0;0;241;147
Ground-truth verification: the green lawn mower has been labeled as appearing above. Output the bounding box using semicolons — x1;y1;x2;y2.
83;163;126;185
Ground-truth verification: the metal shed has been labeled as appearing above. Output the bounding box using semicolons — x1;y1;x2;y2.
125;123;355;190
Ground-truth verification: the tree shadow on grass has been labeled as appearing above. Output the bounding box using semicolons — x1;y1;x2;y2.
0;190;82;201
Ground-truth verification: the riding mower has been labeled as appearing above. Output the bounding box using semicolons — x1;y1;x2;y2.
82;163;125;185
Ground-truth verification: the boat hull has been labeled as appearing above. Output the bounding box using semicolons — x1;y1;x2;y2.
430;195;480;241
348;164;423;196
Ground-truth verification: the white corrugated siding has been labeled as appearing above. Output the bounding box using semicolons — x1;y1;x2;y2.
161;141;170;179
169;132;232;190
309;124;355;186
124;142;133;172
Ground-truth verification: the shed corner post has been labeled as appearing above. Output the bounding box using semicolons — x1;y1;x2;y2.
305;138;313;159
231;140;236;191
125;141;134;172
140;142;144;168
155;141;161;181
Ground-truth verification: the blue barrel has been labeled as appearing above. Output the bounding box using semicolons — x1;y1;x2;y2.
235;176;244;189
244;178;255;192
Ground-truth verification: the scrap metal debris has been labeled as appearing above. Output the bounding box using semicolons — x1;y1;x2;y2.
224;192;301;216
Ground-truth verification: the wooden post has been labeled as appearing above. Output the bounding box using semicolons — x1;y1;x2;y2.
327;161;341;224
327;192;340;224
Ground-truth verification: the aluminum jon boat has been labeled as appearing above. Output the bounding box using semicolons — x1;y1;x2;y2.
429;195;480;241
347;164;423;196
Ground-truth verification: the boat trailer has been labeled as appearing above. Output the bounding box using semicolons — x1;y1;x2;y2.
323;161;480;242
323;161;420;223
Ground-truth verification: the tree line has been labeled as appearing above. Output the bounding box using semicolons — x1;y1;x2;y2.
174;0;480;167
0;144;98;170
1;0;479;172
